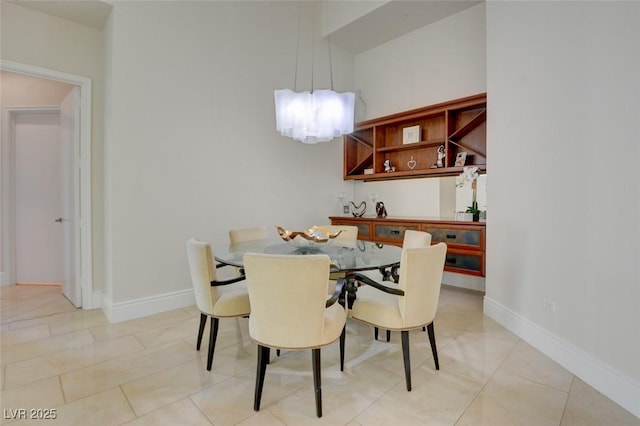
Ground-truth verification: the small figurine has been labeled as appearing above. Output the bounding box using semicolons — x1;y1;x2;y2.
436;145;445;167
383;159;395;173
349;201;367;217
376;201;388;218
431;145;445;168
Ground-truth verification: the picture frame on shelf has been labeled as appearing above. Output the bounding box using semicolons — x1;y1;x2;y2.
402;125;421;145
454;151;467;167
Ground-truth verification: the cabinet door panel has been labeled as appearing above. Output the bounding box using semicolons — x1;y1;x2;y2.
374;224;420;243
445;251;484;275
423;227;481;247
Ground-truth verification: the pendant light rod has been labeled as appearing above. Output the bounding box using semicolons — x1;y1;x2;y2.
294;5;301;92
326;2;334;91
273;1;355;144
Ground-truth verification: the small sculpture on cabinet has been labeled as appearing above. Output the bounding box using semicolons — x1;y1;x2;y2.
431;145;445;168
376;202;388;218
349;201;367;218
383;159;395;173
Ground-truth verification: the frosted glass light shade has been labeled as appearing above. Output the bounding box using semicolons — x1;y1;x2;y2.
274;89;355;144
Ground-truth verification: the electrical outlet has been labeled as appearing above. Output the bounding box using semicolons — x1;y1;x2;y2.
543;298;557;312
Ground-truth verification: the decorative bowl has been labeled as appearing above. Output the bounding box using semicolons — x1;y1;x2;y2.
276;226;342;248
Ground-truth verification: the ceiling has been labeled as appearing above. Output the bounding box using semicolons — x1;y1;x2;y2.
328;1;481;54
8;0;113;29
9;0;482;53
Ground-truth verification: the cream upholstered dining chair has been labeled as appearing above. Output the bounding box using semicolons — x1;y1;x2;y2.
315;225;358;292
359;229;432;342
228;227;267;244
228;227;268;278
186;238;250;371
361;229;431;283
349;243;447;391
243;253;347;418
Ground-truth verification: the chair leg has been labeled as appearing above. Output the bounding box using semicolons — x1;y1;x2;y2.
339;326;346;372
426;322;439;370
206;317;219;371
254;345;270;411
196;313;207;351
312;348;322;418
401;330;412;391
374;327;379;340
386;330;391;342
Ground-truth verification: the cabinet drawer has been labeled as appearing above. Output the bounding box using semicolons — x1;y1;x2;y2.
374;223;420;242
423;227;482;248
444;251;484;276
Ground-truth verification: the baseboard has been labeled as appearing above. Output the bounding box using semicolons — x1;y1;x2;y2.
442;271;485;292
102;288;195;324
484;296;640;418
89;290;103;310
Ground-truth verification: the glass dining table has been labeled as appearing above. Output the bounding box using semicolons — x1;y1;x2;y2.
214;238;402;274
215;238;403;307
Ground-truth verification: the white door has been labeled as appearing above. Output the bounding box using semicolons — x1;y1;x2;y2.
14;111;64;285
60;87;81;307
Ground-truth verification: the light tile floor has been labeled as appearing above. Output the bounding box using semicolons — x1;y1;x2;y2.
1;284;638;425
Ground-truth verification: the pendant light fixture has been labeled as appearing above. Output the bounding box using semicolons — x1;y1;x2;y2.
274;3;355;144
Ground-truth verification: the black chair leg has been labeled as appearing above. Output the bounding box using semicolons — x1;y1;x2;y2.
207;317;219;371
401;330;411;391
254;345;270;411
196;313;207;351
312;348;322;417
426;322;439;370
339;326;346;372
374;327;391;342
276;349;280;357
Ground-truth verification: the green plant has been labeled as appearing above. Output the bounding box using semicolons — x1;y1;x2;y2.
466;201;480;215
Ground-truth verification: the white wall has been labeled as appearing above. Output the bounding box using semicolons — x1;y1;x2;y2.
353;3;486;217
103;1;353;315
1;2;106;295
485;1;640;417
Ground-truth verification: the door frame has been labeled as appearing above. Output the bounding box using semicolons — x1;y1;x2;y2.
1;60;94;309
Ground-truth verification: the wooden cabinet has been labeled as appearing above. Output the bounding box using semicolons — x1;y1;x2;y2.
343;93;486;181
330;216;485;277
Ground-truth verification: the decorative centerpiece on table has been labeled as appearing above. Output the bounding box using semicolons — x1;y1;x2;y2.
276;226;342;249
456;166;481;221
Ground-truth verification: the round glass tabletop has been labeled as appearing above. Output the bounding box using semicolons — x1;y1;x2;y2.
214;239;402;272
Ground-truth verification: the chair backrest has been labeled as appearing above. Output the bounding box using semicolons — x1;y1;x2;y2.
243;253;331;349
397;243;447;328
186;238;219;315
402;229;432;248
228;227;267;244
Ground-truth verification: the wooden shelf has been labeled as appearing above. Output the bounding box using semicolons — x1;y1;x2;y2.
449;109;486;141
376;138;445;153
343;93;487;181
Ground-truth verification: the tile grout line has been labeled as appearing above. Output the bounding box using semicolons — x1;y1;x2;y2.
452;336;521;425
558;375;575;426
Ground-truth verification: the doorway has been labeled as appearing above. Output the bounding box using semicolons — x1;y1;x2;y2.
1;60;93;309
13;109;65;286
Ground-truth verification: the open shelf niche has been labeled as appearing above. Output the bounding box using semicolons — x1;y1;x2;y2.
343;93;486;181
